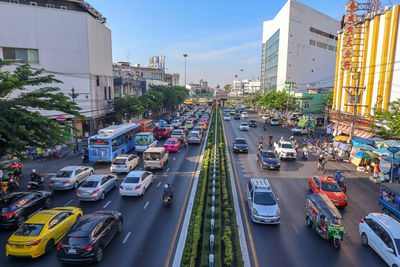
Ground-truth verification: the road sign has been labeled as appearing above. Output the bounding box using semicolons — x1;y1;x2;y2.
56;116;66;121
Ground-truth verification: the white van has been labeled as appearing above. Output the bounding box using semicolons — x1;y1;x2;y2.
143;147;169;170
241;112;248;118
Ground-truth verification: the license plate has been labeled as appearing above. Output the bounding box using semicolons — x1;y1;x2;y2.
82;192;90;195
68;248;76;253
16;245;23;248
239;150;243;152
126;187;132;190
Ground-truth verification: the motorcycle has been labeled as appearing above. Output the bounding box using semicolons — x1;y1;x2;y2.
163;195;172;207
81;153;89;162
263;125;267;131
302;150;309;160
28;175;45;191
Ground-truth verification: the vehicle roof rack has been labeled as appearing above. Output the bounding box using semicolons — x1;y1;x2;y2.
251;178;270;190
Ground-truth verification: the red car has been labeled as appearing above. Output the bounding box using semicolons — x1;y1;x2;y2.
309;176;348;208
154;127;171;139
164;138;181;152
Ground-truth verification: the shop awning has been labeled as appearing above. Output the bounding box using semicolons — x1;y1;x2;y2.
337;125;374;139
326;123;335;129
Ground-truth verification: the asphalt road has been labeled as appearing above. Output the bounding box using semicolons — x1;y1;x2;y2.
222;110;386;267
0;132;206;267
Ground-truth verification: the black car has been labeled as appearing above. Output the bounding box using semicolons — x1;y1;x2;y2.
233;138;248;153
234;113;241;120
57;210;123;263
249;120;257;127
0;191;53;227
257;150;280;170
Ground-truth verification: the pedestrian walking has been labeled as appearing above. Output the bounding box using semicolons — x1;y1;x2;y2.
36;147;43;161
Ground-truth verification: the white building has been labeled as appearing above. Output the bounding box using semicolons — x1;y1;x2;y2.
243;80;261;94
0;0;113;137
261;0;340;93
231;79;243;96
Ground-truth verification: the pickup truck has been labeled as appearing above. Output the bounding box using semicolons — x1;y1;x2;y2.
154;127;171;139
273;141;297;160
290;126;308;135
171;129;185;141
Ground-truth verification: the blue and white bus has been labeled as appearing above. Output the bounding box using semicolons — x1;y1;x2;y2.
88;123;141;162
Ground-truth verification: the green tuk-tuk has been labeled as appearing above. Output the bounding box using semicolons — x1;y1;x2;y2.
306;193;345;249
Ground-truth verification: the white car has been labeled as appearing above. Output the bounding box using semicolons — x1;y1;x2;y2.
246;178;280;224
270;118;279;126
262;114;269;120
171;120;181;128
240;122;250;131
241;112;248;118
224;114;231;121
290;126;308;135
110;154;139;173
119;171;153;196
49;166;94;190
359;213;400;267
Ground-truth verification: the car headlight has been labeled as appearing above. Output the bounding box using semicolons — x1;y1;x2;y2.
253;208;259;216
276;209;280;217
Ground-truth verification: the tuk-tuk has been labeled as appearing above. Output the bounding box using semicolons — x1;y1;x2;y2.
306;193;344;249
379;183;400;220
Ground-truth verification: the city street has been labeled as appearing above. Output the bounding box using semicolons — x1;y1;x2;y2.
0;137;206;267
223;110;386;267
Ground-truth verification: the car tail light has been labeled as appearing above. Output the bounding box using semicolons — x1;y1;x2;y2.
1;211;15;217
25;239;41;246
91;189;100;195
82;244;93;251
361;218;365;223
160;161;162;165
57;243;64;249
120;185;123;189
49;180;54;184
125;164;127;167
144;161;146;166
63;180;70;184
135;185;141;190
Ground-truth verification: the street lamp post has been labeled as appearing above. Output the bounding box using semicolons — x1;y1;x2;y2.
388;104;399;183
183;54;188;87
69;88;89;154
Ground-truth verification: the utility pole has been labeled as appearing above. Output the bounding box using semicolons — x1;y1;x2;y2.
70;88;79;154
285;81;294;120
344;71;366;145
183;54;188;87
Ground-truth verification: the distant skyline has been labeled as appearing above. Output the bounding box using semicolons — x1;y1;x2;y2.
94;0;347;87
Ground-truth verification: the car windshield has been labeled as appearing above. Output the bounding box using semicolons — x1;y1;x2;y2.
56;170;73;178
15;224;44;236
262;152;276;158
321;182;342;192
66;237;89;246
113;158;126;164
81;180;99;188
173;130;183;135
235;139;246;144
189;132;198;137
124;177;140;183
194;128;202;131
241;123;248;126
254;192;276;205
166;140;176;145
281;143;293;149
250;120;255;123
271;119;277;122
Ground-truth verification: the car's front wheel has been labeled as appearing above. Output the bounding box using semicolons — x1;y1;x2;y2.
95;247;103;263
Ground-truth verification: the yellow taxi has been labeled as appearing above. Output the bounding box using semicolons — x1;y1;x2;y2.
6;207;82;258
198;122;207;130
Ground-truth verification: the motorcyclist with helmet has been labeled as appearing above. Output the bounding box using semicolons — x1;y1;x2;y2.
163;183;174;201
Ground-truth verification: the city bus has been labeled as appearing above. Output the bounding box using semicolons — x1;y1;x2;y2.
88;123;141;162
134;119;155;132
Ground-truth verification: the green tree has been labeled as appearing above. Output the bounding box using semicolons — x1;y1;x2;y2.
0;60;82;158
371;99;400;139
111;94;144;123
258;90;296;111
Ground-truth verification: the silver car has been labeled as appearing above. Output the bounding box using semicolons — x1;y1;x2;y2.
188;130;202;144
76;174;117;201
49;166;94;190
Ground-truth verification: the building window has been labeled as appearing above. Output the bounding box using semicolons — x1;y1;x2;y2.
2;47;39;64
304;102;310;109
309;39;316;46
46;4;55;8
60;6;67;10
10;0;19;3
328;45;335;51
108;86;111;99
30;1;37;6
310;27;337;40
96;76;100;86
263;29;280;92
104;87;107;99
317;42;328;49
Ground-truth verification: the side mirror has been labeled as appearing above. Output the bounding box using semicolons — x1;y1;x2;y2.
385;247;394;253
247;197;251;201
276;198;280;201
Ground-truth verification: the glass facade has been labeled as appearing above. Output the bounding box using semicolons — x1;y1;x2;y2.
263;29;280;92
2;47;39;64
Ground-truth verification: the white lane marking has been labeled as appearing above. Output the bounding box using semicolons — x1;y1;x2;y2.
143;201;150;210
292;224;299;234
64;199;73;206
166;168;170;172
103;200;111;209
173;157;176;161
157;182;161;187
122;232;131;244
139;167;142;171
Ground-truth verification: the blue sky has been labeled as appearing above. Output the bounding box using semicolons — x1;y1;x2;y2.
94;0;346;87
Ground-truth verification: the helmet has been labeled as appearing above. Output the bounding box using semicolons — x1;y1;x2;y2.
32;169;36;173
336;170;341;174
319;154;324;158
164;184;169;189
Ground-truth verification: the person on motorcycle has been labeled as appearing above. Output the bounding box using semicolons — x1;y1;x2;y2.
163;183;174;201
280;136;284;142
334;170;344;183
263;123;267;131
268;136;273;146
259;136;264;144
31;169;43;184
318;154;325;169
